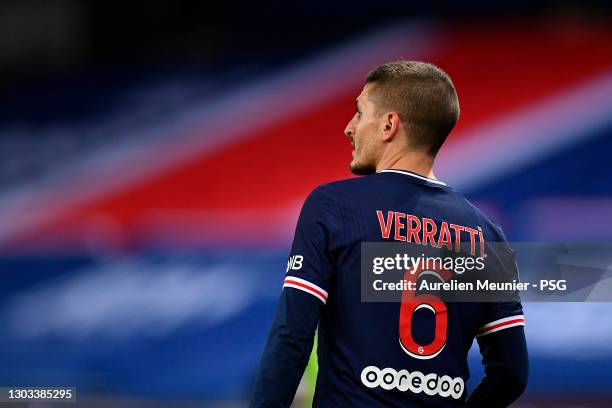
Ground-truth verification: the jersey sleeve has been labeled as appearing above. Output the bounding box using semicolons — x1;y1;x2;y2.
477;231;525;337
468;326;529;407
250;186;338;407
476;303;525;337
283;185;339;304
469;230;528;406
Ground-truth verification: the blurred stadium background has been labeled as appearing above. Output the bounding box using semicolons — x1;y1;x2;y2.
1;1;612;407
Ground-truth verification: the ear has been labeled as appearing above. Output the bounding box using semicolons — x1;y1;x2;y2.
381;111;401;142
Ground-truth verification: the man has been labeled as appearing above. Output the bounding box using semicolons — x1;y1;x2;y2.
251;61;528;407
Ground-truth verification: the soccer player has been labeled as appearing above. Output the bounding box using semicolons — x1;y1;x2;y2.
250;61;528;407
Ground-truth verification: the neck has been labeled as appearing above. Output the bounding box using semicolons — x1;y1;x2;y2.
375;149;437;179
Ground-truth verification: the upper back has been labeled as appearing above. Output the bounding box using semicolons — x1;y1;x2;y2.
299;169;519;407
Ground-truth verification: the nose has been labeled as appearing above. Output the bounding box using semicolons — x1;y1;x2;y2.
344;120;354;138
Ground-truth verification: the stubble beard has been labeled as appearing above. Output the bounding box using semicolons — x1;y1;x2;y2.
349;157;377;175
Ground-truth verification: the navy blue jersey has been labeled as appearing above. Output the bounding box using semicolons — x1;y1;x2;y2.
251;169;527;408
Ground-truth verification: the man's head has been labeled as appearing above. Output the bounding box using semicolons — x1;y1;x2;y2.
344;61;460;175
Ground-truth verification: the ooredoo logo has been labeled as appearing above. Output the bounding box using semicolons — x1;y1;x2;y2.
360;365;464;400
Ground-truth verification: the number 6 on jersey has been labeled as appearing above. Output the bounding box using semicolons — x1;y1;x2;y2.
399;267;451;359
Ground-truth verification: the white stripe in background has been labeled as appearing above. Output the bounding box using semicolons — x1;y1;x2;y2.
468;304;612;360
0;21;440;247
521;303;612;358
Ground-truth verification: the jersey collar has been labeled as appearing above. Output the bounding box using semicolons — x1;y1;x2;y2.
379;169;447;186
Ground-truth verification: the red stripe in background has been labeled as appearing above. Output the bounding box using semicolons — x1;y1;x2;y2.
10;20;612;250
432;20;612;150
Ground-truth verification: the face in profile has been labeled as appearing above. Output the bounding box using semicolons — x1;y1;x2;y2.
344;83;384;175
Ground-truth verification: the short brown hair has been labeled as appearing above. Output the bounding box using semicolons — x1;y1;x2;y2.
365;60;459;156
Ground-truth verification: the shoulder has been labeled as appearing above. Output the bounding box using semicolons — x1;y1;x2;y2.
314;174;379;198
301;176;373;219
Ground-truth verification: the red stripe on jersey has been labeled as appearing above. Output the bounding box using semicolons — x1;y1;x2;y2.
284;278;328;302
478;317;525;336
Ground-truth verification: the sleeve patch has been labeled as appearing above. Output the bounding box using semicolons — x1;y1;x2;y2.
283;276;328;304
